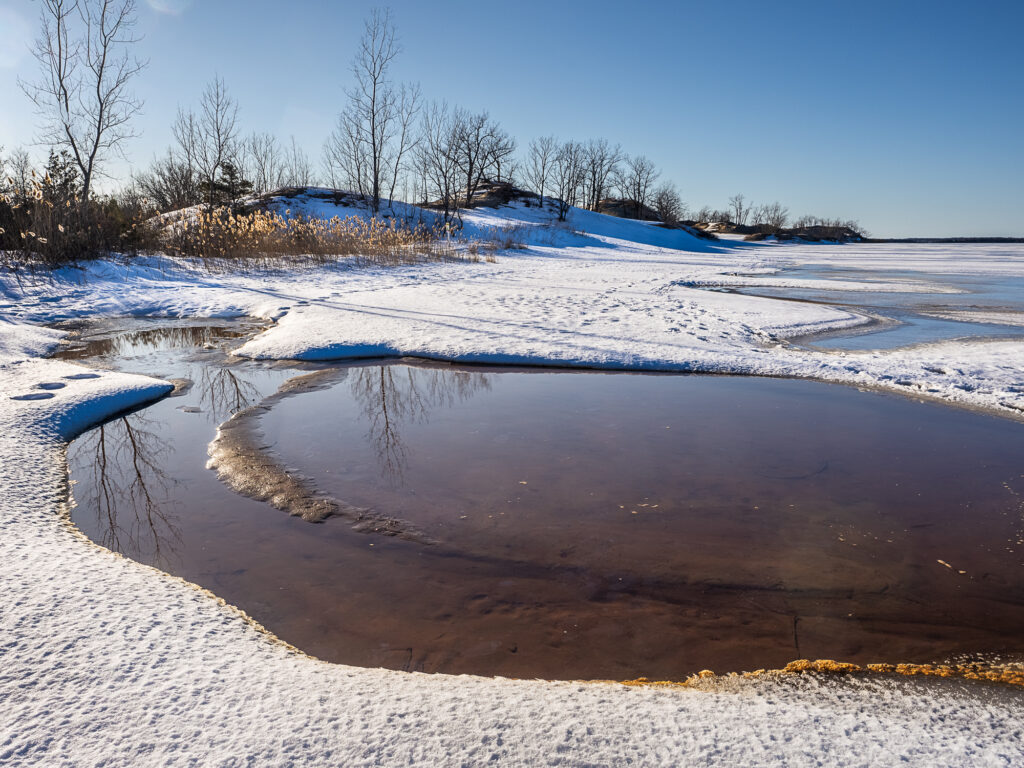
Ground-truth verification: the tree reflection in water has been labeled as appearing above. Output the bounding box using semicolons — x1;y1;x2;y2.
197;364;261;421
348;365;492;482
56;324;250;361
74;414;182;564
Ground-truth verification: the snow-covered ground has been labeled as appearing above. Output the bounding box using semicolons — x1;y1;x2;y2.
2;197;1023;765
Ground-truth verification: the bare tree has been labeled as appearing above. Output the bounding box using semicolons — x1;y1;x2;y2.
582;138;622;212
524;135;556;207
174;77;240;210
346;9;400;213
246;132;284;194
728;193;750;226
385;82;421;206
282;135;314;187
170;108;198;177
552;140;585;222
485;125;516;184
652;181;684;225
196;77;239;207
5;148;35;200
751;201;789;230
134;149;200;211
453;109;493;206
415;105;514;218
791;214;865;237
323;104;368;195
415;101;462;223
329;10;420;213
616;154;660;219
21;0;146;201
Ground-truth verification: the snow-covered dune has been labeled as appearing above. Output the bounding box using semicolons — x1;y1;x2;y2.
2;197;1024;765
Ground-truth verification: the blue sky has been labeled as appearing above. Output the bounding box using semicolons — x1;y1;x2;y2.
1;0;1021;237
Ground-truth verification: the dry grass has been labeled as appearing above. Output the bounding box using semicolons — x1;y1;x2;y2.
3;181;522;273
158;207;459;269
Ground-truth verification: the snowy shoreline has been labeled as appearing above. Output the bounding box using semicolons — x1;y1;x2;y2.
3;205;1024;765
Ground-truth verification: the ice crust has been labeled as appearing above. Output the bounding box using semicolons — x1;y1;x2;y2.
1;197;1023;766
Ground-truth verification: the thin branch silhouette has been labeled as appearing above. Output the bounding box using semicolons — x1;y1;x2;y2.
348;365;491;482
74;413;182;563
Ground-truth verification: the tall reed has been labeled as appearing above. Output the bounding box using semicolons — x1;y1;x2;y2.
161;208;458;268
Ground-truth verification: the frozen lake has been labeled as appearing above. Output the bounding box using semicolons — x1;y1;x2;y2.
731;264;1024;351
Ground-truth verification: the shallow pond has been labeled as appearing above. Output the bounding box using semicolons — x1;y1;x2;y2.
60;319;1024;680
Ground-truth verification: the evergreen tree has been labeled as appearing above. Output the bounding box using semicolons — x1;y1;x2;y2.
198;161;253;207
43;150;81;202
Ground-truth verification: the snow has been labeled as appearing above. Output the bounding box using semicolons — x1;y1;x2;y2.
674;273;964;293
750;241;1024;276
2;195;1024;765
923;309;1024;327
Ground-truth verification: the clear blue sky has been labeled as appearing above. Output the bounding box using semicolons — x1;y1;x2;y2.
2;0;1022;237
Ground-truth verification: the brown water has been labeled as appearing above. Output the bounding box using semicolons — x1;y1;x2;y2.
61;320;1024;680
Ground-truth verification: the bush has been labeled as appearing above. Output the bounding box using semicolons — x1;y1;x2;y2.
1;150;159;271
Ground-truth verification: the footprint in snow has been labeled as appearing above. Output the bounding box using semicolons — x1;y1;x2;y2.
11;392;55;401
62;373;100;380
35;382;67;390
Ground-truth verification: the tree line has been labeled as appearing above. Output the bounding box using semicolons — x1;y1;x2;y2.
129;10;686;227
3;0;862;266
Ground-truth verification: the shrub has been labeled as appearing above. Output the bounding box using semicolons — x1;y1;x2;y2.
1;150;160;271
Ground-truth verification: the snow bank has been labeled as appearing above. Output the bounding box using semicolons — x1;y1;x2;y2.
0;317;174;439
2;364;1022;766
2;200;1024;765
923;309;1024;327
0;315;63;360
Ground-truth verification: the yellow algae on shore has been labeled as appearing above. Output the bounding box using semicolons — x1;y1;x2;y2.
606;658;1024;690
